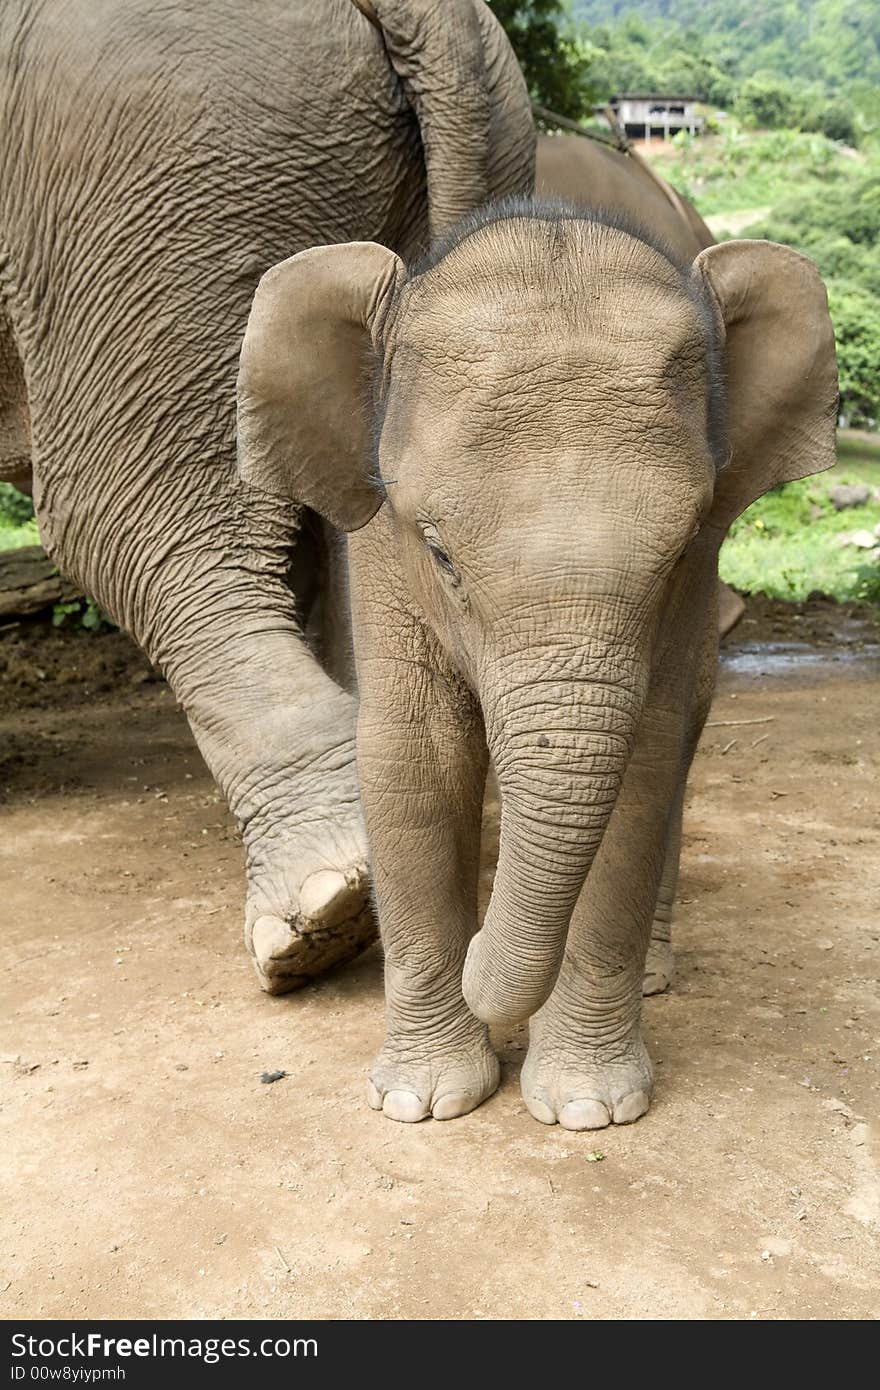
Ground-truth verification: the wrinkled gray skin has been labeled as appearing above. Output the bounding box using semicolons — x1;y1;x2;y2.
535;130;745;992
237;210;837;1129
0;0;534;988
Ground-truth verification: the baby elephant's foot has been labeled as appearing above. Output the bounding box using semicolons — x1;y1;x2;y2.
642;935;674;996
521;1025;654;1131
368;1023;499;1123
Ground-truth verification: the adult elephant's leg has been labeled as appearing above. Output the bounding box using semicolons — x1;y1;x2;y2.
36;449;373;994
349;520;498;1122
521;545;719;1129
149;486;375;994
642;782;683;996
718;580;745;638
644;590;717;998
0;298;31;488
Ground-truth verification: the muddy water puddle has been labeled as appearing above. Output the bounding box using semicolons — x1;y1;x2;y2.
722;639;880;682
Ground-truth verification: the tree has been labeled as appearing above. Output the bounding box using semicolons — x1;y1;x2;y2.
489;1;598;119
733;73;802;129
826;282;880;426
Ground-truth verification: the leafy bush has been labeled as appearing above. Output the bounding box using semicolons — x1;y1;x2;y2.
810;99;858;145
825;282;880;426
803;239;880;298
734;73;803;130
52;597;109;632
0;482;35;526
759;175;880;247
0;483;38;550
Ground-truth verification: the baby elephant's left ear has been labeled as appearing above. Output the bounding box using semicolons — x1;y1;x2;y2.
695;240;838;530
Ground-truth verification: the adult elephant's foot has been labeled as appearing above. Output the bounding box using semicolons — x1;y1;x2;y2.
367;1019;500;1123
243;802;376;994
185;684;378;994
521;1017;654;1131
642;933;674;996
246;871;375;994
234;718;377;994
246;868;375;994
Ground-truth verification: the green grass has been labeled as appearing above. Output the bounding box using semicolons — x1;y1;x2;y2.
719;437;880;603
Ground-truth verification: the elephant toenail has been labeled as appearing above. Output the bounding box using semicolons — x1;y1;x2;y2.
612;1090;650;1124
524;1095;558;1126
251;915;295;962
432;1091;473;1121
558;1098;611;1131
298;870;353;928
382;1090;430;1123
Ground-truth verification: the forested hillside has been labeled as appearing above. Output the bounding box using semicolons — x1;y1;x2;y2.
492;2;880;136
571;0;880;91
565;0;880;139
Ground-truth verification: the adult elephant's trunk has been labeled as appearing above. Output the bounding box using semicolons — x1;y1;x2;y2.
463;657;645;1027
353;0;534;238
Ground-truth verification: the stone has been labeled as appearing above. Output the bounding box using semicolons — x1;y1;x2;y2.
833;530;879;550
828;483;871;511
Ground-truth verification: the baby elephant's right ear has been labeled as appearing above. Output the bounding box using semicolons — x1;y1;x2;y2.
237;242;405;532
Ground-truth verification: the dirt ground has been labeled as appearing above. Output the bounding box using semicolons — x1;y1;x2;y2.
1;598;878;1321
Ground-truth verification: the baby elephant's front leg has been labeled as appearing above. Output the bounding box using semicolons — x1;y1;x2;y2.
522;561;717;1130
351;548;497;1122
520;730;671;1131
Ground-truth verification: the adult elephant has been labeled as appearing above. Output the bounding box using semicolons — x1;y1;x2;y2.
536;132;747;649
0;1;534;989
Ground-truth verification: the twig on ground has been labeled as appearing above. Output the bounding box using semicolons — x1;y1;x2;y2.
706;717;775;727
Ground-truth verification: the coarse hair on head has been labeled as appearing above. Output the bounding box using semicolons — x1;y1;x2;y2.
408;194;694;282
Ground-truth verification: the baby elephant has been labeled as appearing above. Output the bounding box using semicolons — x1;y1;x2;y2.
237;201;837;1130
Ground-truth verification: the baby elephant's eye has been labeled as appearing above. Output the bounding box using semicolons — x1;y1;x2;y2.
428;543;456;576
419;521;461;587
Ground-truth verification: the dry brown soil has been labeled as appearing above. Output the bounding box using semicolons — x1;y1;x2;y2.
1;598;878;1320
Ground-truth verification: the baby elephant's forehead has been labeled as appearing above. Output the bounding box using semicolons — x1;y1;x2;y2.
391;272;711;403
393;221;712;379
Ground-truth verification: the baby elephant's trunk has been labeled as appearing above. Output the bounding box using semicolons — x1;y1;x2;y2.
463;667;644;1026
